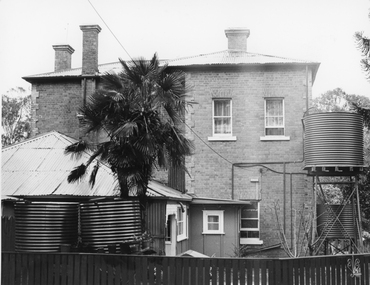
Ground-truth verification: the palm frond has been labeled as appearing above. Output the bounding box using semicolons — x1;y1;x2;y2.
67;164;87;183
113;122;138;137
64;140;89;159
89;162;100;188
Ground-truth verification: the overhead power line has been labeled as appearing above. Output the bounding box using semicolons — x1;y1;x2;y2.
87;0;133;61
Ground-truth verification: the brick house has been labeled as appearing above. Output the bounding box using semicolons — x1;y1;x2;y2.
22;25;320;257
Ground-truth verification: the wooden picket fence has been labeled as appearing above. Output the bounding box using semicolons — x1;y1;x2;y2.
2;251;370;285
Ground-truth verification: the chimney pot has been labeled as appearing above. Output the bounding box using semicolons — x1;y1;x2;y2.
80;25;102;75
52;45;74;72
225;28;250;52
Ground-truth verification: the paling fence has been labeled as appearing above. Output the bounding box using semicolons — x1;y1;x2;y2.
2;251;370;285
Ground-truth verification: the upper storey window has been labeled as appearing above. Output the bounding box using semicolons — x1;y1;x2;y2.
261;98;290;141
265;98;284;135
208;99;236;141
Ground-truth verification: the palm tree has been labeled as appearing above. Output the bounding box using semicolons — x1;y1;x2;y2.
65;53;193;198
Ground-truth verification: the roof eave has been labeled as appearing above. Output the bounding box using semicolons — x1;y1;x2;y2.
22;74;100;84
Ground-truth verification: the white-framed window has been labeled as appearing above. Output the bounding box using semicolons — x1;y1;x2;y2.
177;206;187;241
265;98;285;136
240;202;263;245
208;99;236;141
202;210;224;234
260;98;290;141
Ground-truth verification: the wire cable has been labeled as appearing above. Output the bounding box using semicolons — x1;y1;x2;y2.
87;0;133;61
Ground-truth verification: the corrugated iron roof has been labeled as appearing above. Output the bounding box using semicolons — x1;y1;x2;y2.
23;50;319;80
2;131;119;198
146;180;192;201
167;50;316;66
1;131;190;200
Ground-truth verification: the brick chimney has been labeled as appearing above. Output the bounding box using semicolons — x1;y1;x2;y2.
225;28;250;52
80;25;102;75
52;45;75;72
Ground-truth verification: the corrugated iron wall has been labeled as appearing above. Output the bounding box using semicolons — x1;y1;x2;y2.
145;200;166;255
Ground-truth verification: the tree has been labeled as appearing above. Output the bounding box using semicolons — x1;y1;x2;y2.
1;87;31;147
355;23;370;81
65;54;194;198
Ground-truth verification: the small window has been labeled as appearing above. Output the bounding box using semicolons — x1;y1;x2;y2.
265;98;285;136
177;206;187;241
203;210;224;234
240;202;262;245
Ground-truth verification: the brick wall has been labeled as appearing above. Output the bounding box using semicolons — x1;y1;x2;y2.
31;80;83;139
184;65;314;245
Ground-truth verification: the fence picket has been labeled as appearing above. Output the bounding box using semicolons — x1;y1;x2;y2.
225;258;231;285
183;257;190;284
190;257;197;285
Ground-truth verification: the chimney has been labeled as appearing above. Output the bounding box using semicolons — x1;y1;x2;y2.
80;25;102;75
225;28;250;52
52;45;75;72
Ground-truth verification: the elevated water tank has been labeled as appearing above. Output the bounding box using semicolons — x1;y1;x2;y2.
14;201;79;252
304;112;363;171
317;204;356;239
80;199;142;251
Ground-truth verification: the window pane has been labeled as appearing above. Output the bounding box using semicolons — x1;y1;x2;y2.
241;220;258;228
241;210;258;219
214;118;231;134
240;231;259;238
214;100;230;116
208;215;219;223
266;128;284;136
266;100;282;116
208;223;219;231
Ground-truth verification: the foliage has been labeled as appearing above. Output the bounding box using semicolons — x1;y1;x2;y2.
312;88;370;113
1;87;31;147
65;54;194;198
355;23;370;80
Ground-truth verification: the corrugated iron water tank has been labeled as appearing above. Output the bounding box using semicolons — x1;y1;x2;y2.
304;112;363;169
14;201;79;252
80;199;142;251
317;204;356;239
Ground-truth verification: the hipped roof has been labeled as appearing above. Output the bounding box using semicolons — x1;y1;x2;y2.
23;50;320;83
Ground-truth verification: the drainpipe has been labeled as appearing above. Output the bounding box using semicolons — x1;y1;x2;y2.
290;173;293;249
283;163;286;234
305;65;309;113
83;78;87;106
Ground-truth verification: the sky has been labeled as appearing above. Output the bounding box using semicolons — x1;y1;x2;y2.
0;0;369;98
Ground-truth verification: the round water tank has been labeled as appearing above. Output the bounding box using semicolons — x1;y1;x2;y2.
14;201;79;252
304;112;363;169
317;204;356;239
80;199;142;251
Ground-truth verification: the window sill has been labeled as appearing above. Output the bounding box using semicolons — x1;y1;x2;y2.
208;136;237;141
240;238;263;245
202;232;225;235
177;236;188;242
260;136;290;141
